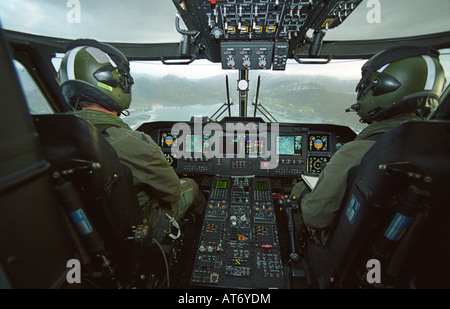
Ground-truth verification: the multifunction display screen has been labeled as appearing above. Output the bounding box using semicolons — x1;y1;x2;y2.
276;135;302;155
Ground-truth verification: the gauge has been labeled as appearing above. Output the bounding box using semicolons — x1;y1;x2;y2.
237;79;249;91
165;135;174;146
307;156;330;173
308;134;329;151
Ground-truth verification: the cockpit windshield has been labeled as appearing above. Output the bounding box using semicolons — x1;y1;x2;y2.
122;58;368;132
3;0;450;134
44;48;450;134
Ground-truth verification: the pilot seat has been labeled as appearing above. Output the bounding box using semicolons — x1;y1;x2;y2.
32;113;174;288
303;120;450;289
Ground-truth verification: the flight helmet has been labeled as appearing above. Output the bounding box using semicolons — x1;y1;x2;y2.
58;39;134;113
349;45;446;123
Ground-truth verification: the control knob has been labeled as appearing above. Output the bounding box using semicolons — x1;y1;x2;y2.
211;27;223;39
242;55;251;69
226;56;235;69
258;56;267;69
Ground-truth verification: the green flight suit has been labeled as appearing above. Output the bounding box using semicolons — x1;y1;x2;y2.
72;109;205;233
291;115;422;245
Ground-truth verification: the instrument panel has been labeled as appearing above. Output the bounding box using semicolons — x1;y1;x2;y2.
190;175;285;288
139;117;356;177
138;117;355;288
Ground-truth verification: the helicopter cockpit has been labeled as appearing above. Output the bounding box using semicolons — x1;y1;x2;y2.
1;0;450;294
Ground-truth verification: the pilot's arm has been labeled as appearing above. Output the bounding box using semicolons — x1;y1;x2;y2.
106;127;181;213
296;140;376;230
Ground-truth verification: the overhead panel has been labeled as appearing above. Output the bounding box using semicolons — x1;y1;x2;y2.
174;0;362;70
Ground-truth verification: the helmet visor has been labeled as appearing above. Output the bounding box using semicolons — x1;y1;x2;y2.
356;72;401;100
94;64;134;93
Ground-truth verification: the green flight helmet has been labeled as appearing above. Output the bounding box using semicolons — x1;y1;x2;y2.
349;45;446;123
58;39;134;114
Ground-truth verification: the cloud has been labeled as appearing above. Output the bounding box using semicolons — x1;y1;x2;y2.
0;0;181;43
131;60;223;79
0;0;49;32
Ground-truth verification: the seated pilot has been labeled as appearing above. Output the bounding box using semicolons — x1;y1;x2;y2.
291;45;446;246
57;39;205;238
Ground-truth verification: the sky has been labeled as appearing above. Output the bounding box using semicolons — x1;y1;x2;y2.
0;0;183;43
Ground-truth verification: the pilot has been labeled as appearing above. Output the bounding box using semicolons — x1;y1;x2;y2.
57;39;205;237
291;45;446;246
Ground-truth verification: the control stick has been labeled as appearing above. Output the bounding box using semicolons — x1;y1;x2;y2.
279;195;299;262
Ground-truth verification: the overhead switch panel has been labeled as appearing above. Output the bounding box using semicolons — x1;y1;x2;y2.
221;41;274;70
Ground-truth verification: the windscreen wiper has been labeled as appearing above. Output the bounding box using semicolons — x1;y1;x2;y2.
252;75;278;123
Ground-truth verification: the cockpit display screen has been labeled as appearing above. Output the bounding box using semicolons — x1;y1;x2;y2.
160;131;179;148
308;134;329;152
186;134;203;153
223;134;265;156
255;181;268;191
276;136;302;155
215;179;228;189
245;135;266;156
308;155;330;173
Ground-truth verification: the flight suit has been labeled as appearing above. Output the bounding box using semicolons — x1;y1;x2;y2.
72;109;205;234
291;114;422;245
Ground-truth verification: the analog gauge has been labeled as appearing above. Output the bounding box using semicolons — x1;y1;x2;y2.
237;79;249;91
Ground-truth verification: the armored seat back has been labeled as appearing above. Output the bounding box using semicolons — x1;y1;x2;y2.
306;120;450;288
